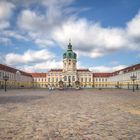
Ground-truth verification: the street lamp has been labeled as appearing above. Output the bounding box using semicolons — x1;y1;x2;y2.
3;75;9;92
16;71;21;88
130;75;137;92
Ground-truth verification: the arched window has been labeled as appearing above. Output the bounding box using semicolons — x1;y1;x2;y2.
69;60;71;65
68;76;71;81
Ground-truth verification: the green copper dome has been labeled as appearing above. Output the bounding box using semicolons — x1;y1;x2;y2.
63;43;77;59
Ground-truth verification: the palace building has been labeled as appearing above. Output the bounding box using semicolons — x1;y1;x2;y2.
0;42;140;90
0;64;32;89
31;42;93;88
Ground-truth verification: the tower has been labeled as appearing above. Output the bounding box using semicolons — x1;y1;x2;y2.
63;41;77;72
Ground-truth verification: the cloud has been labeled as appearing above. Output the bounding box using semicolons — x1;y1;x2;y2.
17;10;47;32
4;49;55;65
21;60;63;72
16;0;140;59
2;30;28;41
4;48;63;72
52;11;140;58
0;37;12;45
35;39;55;47
127;11;140;39
0;1;15;29
17;0;76;33
0;30;28;43
89;65;127;72
17;0;78;47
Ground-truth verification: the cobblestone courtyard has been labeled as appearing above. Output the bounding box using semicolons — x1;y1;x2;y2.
0;89;140;140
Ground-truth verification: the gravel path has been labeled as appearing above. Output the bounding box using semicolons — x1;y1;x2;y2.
0;89;140;140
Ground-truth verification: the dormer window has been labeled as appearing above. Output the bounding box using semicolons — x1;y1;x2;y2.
69;53;71;57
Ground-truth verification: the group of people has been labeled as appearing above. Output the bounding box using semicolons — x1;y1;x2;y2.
48;85;55;90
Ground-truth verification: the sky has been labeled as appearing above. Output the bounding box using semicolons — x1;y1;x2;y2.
0;0;140;72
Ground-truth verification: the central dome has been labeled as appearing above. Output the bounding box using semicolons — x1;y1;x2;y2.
63;43;77;59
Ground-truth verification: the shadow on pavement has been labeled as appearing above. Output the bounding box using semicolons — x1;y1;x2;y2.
0;96;44;104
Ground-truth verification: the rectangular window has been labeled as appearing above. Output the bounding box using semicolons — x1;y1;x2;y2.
52;78;54;82
89;78;91;82
64;76;67;81
56;78;58;82
85;78;87;82
72;76;75;81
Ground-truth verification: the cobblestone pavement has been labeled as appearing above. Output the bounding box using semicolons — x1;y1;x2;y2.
0;89;140;140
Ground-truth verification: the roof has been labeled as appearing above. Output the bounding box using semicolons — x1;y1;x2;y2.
93;73;112;77
77;69;90;72
112;63;140;76
30;73;47;77
0;64;32;77
48;69;63;72
93;63;140;77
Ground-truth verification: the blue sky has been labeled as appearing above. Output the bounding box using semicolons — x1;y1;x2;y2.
0;0;140;72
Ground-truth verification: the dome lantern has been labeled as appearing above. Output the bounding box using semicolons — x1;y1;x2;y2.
63;42;77;60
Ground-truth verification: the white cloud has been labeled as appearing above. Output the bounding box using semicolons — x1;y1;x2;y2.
0;37;11;45
17;0;78;48
35;39;55;47
4;48;63;72
127;11;140;39
0;1;15;19
52;11;140;58
17;0;76;33
89;65;127;72
5;49;54;65
52;19;129;58
0;30;28;42
0;1;15;29
16;0;140;59
21;60;63;72
0;21;10;30
17;10;47;32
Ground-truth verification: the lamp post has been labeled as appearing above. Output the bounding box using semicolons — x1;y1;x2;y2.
16;71;21;88
3;75;9;92
130;75;137;92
